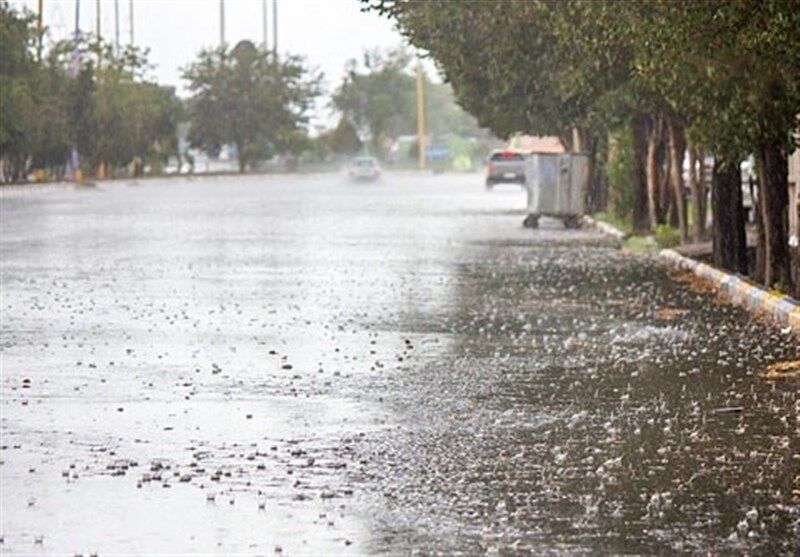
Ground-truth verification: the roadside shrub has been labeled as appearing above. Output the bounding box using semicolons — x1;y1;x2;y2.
606;126;634;222
654;224;680;248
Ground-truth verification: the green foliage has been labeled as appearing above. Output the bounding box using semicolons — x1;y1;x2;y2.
624;0;800;159
424;77;488;140
368;1;630;141
331;48;416;154
369;0;799;290
653;225;681;249
0;1;180;181
1;2;41;178
183;40;322;172
317;118;362;156
623;235;658;253
369;0;799;159
330;47;490;158
605;127;634;221
593;211;632;235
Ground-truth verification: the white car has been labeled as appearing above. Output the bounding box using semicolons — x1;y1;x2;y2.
347;157;381;181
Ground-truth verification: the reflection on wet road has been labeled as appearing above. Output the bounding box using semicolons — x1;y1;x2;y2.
1;173;798;554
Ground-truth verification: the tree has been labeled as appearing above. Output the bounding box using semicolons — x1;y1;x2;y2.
369;1;633;209
322;117;362;156
0;1;39;181
1;1;181;182
370;0;799;293
330;47;491;159
628;0;799;291
332;48;417;156
183;40;321;172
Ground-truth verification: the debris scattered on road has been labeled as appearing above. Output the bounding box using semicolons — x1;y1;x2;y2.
712;406;744;414
761;359;800;379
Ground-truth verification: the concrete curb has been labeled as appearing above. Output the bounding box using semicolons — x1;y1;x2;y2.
582;215;628;242
660;248;800;330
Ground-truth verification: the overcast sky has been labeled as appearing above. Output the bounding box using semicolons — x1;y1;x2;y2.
11;0;412;97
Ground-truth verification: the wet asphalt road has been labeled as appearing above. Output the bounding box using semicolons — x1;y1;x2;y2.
1;172;798;555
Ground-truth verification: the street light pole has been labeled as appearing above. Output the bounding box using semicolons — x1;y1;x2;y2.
95;0;101;59
128;0;133;46
74;0;80;43
114;0;119;55
220;0;225;47
262;0;268;51
272;0;277;56
72;0;82;183
37;0;43;61
416;62;426;170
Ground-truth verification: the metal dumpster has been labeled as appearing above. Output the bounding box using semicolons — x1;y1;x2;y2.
523;153;589;229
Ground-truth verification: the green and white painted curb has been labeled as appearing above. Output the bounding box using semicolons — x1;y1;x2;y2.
660;248;800;330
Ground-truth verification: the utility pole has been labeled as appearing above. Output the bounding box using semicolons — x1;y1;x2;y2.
37;0;43;61
128;0;133;46
95;0;105;178
71;0;80;75
262;0;268;51
416;62;426;170
272;0;277;56
72;0;82;183
219;0;225;47
114;0;120;55
74;0;80;43
95;0;101;61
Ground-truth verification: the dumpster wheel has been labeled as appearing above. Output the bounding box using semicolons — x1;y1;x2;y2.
563;215;582;229
523;214;540;229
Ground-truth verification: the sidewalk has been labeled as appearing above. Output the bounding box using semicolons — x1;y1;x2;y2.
660;248;800;330
585;215;800;332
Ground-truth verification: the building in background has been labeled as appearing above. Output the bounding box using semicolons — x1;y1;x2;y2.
507;135;565;154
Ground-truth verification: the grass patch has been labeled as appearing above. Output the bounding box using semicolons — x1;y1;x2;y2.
653;224;681;248
592;211;633;234
593;212;682;252
623;235;657;252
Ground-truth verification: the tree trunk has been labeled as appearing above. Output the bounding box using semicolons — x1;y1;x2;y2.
688;145;706;241
594;133;608;212
573;127;583;152
757;143;792;292
236;140;246;173
667;119;688;243
698;149;709;238
711;158;748;275
632;115;649;233
661;145;674;227
753;171;766;283
559;129;574;153
578;127;600;213
645;115;661;229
